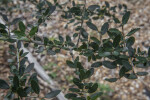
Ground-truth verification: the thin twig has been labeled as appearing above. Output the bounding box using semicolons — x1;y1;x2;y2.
76;0;86;47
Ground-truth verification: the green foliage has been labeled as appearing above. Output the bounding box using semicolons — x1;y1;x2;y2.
0;0;149;100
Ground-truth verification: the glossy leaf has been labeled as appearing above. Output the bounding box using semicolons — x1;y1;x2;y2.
126;37;135;47
122;11;130;25
86;21;98;31
101;22;109;35
127;28;140;36
88;5;100;11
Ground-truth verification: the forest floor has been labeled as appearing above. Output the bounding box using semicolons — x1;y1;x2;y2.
0;0;150;100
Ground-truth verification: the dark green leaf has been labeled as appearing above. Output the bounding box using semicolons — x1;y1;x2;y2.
17;41;21;49
66;60;75;68
127;28;140;36
2;14;8;22
65;93;77;99
49;6;56;14
101;22;109;35
122;11;130;25
122;60;132;70
81;28;88;39
14;30;25;37
47;49;56;55
21;52;28;57
19;21;25;32
0;79;9;89
19;65;25;76
59;35;64;42
17;87;27;97
90;92;103;100
102;61;117;69
36;46;44;53
45;90;61;98
125;73;137;79
136;72;148;76
13;76;19;88
85;68;94;79
86;21;98;31
119;67;128;78
105;1;110;8
69;88;80;92
31;80;40;94
99;52;111;57
66;35;71;42
148;47;150;57
0;23;6;29
29;26;38;37
113;35;121;47
28;73;38;84
105;78;118;82
88;83;98;93
20;57;28;66
25;63;34;73
88;5;100;11
126;37;135;47
90;37;100;45
91;62;102;68
113;17;120;23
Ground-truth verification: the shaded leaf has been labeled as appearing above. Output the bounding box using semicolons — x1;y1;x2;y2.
113;35;121;47
17;87;27;97
19;21;25;32
88;83;98;93
25;63;34;73
136;72;148;76
0;79;9;89
65;93;77;99
90;92;103;100
31;80;40;94
91;62;102;68
0;23;6;29
122;60;132;70
69;88;80;92
66;60;75;68
45;90;61;98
